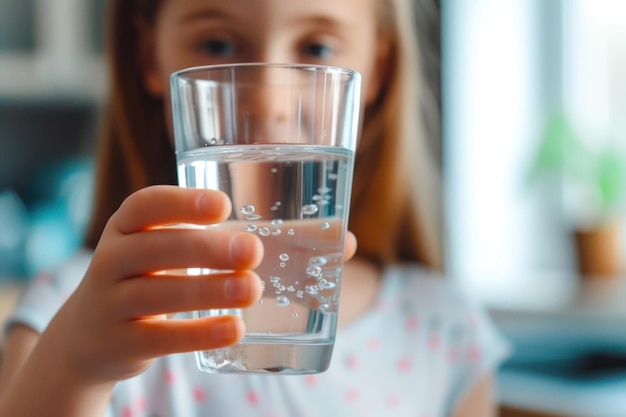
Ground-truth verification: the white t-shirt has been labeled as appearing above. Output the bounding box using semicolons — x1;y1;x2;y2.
7;250;509;417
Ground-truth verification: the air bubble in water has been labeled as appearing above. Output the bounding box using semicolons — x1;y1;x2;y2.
271;229;282;236
258;227;271;236
271;219;284;227
246;224;258;232
309;256;328;266
318;187;331;194
271;167;279;173
320;222;330;230
241;205;255;215
302;204;318;215
306;265;322;277
241;205;261;220
292;312;299;319
319;280;336;289
280;262;286;268
305;285;319;295
279;253;290;261
277;296;290;307
319;303;330;311
296;291;304;298
287;229;295;236
329;173;338;180
269;276;280;283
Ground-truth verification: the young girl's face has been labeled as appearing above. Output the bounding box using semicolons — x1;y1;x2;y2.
141;0;387;106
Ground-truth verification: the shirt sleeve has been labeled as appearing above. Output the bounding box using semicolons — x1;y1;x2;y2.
445;289;511;415
3;250;91;336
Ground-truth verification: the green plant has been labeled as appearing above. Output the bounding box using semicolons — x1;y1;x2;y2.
526;111;626;227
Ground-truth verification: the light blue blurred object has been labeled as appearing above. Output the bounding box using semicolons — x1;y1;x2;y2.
25;201;80;277
24;157;94;277
0;190;30;280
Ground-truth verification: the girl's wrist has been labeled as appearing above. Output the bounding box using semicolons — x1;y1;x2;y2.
0;320;116;417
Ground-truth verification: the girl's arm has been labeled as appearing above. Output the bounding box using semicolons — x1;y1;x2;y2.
454;375;499;417
0;326;38;393
0;185;265;417
0;185;357;417
0;325;115;417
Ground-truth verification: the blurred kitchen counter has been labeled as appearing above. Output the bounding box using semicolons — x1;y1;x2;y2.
491;272;626;417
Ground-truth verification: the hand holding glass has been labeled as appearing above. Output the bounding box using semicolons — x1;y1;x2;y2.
170;63;361;374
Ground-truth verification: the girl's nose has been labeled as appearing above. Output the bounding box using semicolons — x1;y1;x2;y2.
238;66;308;144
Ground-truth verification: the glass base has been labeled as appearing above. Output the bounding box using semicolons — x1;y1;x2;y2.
195;339;334;374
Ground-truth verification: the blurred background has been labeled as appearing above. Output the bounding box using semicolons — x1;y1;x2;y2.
1;0;626;415
0;0;105;279
443;1;626;416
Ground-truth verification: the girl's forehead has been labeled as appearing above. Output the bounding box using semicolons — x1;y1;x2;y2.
158;0;378;26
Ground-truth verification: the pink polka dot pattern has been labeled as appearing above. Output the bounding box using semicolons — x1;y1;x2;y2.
305;375;319;387
406;315;420;331
165;369;176;385
387;394;401;409
120;397;148;417
428;332;441;351
345;353;360;369
136;397;147;412
193;386;206;403
396;357;412;372
345;388;360;402
367;337;381;350
468;345;482;362
247;390;260;406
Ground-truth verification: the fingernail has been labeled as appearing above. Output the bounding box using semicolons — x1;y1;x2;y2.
197;191;228;218
224;277;252;303
229;234;257;267
211;318;242;345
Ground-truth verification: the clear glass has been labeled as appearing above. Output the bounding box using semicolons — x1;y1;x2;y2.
170;63;361;374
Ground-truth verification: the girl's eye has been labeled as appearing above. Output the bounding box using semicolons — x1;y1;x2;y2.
200;39;236;56
302;43;333;58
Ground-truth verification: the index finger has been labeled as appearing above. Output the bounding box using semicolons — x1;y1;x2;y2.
111;185;232;234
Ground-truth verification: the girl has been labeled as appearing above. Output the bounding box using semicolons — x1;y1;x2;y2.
0;0;508;416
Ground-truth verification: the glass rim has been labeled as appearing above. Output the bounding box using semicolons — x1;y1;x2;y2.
170;62;361;81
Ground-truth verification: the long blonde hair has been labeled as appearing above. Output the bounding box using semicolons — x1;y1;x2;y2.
85;0;443;270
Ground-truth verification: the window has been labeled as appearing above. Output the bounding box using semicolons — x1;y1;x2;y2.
442;0;626;310
0;0;107;100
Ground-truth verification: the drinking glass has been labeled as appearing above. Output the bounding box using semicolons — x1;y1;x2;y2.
170;63;361;374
